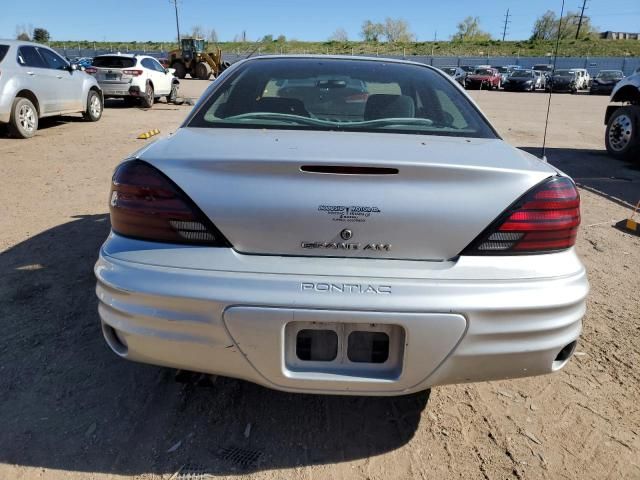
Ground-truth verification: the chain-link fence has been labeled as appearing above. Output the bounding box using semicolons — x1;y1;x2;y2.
53;47;640;77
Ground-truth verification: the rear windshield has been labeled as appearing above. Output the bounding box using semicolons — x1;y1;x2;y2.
596;71;623;80
511;70;533;78
92;56;136;68
554;70;576;77
0;45;8;63
474;69;493;75
189;58;496;139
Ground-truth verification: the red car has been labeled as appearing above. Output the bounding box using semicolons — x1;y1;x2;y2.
465;67;502;90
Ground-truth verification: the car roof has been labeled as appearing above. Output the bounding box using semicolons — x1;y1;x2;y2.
0;39;53;48
93;53;156;60
239;54;443;71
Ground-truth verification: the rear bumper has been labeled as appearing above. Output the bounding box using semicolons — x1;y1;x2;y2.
590;85;615;95
99;81;141;97
95;234;588;396
503;83;533;91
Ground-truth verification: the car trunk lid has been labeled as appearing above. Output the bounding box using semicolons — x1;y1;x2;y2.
139;128;555;261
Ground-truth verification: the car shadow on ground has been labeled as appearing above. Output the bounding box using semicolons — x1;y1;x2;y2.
522;147;640;208
0;214;429;476
0;115;88;137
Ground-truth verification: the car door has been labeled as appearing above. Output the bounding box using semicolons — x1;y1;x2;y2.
15;46;52;114
150;58;172;94
141;58;170;96
37;47;83;112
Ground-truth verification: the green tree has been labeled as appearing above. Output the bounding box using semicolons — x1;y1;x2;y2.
531;11;557;40
452;17;492;41
32;27;50;43
530;10;597;40
383;18;415;43
360;20;384;42
329;27;349;42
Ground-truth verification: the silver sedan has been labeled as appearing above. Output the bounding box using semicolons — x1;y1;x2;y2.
95;56;588;396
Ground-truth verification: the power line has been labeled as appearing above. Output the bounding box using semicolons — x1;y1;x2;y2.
502;8;511;41
575;0;588;39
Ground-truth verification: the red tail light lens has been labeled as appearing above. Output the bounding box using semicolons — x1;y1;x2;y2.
462;176;580;255
109;160;227;246
122;69;143;76
85;67;97;74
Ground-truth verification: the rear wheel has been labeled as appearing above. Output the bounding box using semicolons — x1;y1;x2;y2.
140;83;154;108
8;97;38;138
171;61;186;79
605;106;640;162
83;90;103;122
195;61;212;80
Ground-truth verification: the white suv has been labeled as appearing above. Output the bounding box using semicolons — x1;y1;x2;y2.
87;54;178;108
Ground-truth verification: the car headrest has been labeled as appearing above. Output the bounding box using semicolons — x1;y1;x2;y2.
364;94;415;121
255;97;310;117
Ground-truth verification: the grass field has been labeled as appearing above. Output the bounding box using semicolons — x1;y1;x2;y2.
49;38;640;57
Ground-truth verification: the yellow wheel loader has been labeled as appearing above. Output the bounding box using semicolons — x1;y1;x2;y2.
168;38;230;80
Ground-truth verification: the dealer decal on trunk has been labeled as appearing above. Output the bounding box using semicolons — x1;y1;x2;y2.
318;205;381;223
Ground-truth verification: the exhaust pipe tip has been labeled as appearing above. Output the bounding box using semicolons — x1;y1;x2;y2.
552;341;577;371
102;322;128;356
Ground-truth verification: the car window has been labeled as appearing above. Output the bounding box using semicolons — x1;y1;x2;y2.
17;46;46;68
141;58;156;71
92;56;136;68
190;58;497;139
38;48;69;70
0;45;9;63
150;58;166;72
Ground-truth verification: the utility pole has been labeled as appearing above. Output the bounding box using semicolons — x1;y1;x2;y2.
575;0;588;39
170;0;181;43
502;8;511;41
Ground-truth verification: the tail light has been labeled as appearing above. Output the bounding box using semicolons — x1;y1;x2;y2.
122;69;143;76
85;67;97;74
109;160;228;246
462;176;580;255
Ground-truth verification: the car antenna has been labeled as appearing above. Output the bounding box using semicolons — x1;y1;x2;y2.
541;0;565;162
242;40;267;60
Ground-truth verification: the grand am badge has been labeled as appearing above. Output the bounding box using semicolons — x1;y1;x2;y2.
301;242;391;251
318;205;381;223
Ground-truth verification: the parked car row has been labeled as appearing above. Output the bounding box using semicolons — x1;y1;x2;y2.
438;64;627;95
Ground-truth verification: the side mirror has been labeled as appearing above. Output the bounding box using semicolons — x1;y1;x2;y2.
167;68;176;75
68;63;78;72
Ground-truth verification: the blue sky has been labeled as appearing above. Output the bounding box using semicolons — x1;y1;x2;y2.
1;0;639;42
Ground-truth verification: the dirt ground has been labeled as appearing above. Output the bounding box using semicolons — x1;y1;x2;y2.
1;81;639;480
